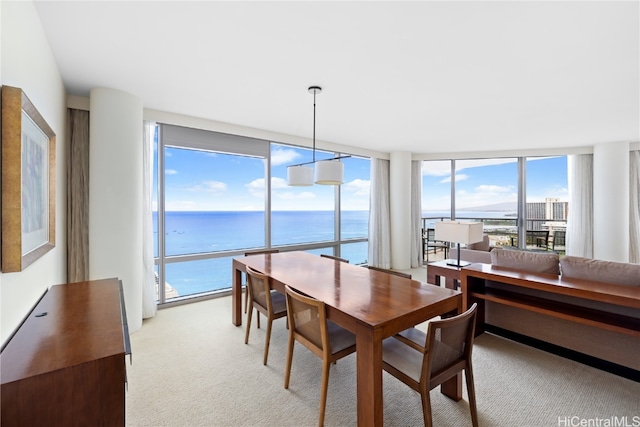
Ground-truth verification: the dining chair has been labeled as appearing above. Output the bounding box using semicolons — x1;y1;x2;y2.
244;249;280;314
244;265;287;365
283;285;357;427
320;254;349;263
365;265;412;279
382;303;479;427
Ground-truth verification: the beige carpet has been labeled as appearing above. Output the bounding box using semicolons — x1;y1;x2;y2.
125;294;639;427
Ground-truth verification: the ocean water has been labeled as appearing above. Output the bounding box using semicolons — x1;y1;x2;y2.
154;210;517;299
154;211;369;298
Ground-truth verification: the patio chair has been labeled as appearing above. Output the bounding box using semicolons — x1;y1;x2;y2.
423;228;449;262
552;230;566;252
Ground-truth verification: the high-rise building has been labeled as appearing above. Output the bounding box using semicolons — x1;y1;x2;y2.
527;198;568;230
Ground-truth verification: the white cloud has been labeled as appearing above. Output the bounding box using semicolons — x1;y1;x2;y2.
271;147;302;166
245;177;291;197
422;158;518;177
342;179;370;197
439;173;468;184
187;180;227;194
455;184;517;209
475;184;512;193
422;161;451;177
271;177;289;189
165;169;178;175
456;158;517;171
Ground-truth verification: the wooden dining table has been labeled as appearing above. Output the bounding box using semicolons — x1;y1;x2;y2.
232;251;463;426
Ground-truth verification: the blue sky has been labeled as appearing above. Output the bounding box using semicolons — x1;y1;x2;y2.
159;143;371;211
157;140;567;212
422;156;568;211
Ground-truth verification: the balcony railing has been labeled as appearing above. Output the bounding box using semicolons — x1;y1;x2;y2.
421;216;566;261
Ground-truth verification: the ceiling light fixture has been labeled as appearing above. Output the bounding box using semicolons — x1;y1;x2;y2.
287;86;349;186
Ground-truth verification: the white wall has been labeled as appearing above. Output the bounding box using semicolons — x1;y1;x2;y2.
89;88;143;332
0;1;68;344
593;141;630;262
390;152;412;269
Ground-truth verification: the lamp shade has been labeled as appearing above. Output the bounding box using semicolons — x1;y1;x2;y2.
287;165;314;186
314;160;344;185
435;221;483;245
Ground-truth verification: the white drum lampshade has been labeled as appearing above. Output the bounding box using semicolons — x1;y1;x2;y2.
314;160;344;185
287;165;314;186
435;221;484;267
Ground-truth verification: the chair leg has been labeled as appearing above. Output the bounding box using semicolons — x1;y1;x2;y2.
245;286;260;328
244;306;253;344
319;359;330;427
284;329;295;389
244;283;248;313
420;385;433;427
465;366;479;427
263;317;273;365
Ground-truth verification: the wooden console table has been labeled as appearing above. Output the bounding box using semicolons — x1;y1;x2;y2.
460;264;640;372
1;278;131;426
427;260;462;289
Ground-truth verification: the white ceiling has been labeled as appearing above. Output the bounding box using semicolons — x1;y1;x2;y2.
34;1;639;155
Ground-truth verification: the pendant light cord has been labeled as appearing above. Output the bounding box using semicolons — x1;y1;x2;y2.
312;88;317;163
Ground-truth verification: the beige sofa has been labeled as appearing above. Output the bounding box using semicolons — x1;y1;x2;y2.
449;234;494;264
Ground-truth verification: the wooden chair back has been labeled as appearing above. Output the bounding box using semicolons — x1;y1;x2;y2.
284;285;357;426
320;254;349;263
366;265;412;279
383;303;479;427
244;266;287;365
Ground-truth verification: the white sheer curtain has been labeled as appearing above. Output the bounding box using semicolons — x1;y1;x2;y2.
410;160;422;267
566;154;594;258
368;158;391;268
630;150;640;263
142;122;157;318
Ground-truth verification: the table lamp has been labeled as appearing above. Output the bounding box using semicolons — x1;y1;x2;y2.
435;221;484;268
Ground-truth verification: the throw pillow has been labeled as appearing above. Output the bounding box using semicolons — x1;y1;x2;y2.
560;256;640;287
490;249;560;275
467;235;491;252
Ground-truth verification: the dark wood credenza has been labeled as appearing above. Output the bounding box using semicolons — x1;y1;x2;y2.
1;278;131;426
460;264;640;373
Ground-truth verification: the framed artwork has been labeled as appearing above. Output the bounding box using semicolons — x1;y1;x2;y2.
1;86;56;272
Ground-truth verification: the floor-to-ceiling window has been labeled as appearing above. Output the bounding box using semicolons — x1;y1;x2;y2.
269;143;370;263
454;158;518;247
339;155;370;265
270;144;336;247
153;127;370;305
525;156;568;252
155;125;270;303
421;160;452;224
421;155;567;254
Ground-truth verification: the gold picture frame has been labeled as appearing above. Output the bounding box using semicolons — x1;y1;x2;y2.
1;86;56;272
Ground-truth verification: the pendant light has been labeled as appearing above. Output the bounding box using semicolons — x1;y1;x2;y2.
286;86;348;186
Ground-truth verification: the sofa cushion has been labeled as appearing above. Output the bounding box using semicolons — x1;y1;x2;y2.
450;248;492;264
560;256;640;287
467;235;491;251
490;249;560;275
